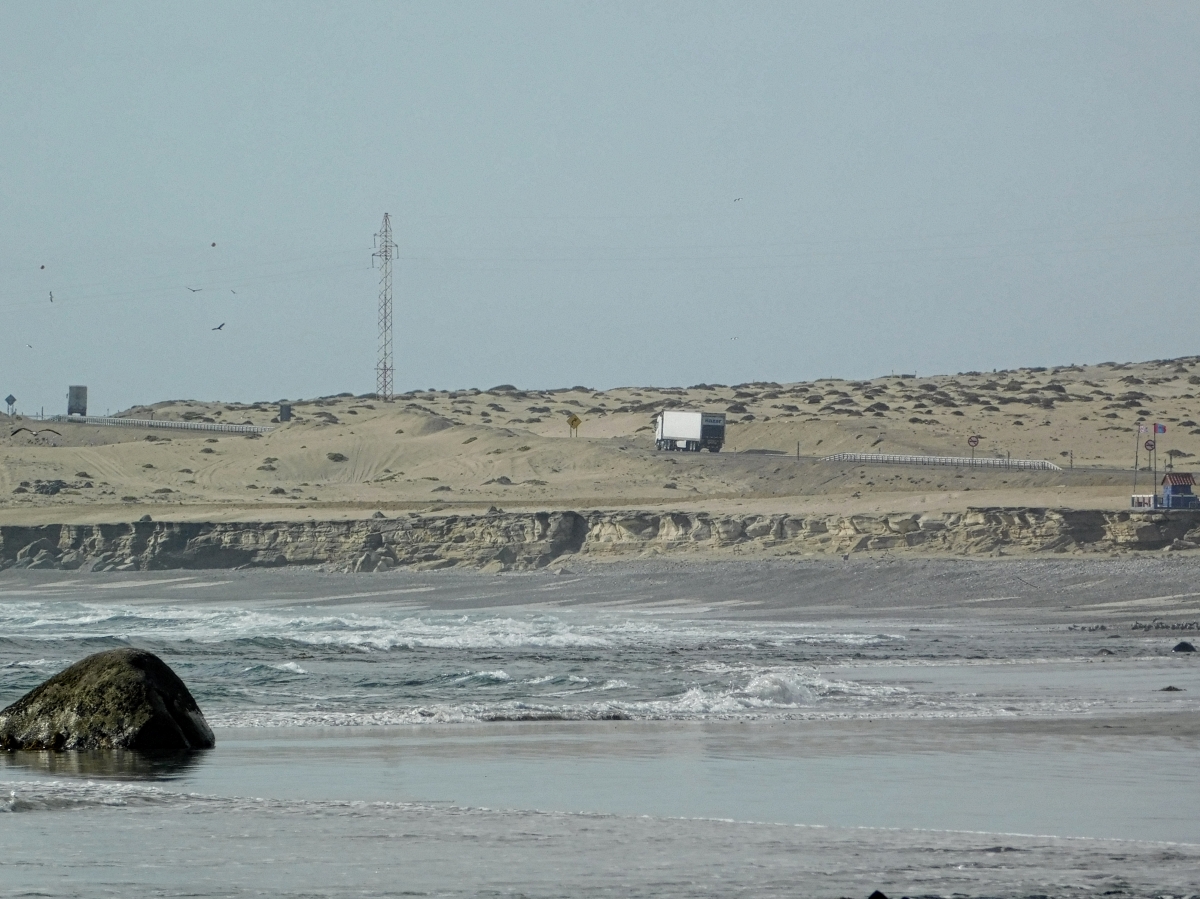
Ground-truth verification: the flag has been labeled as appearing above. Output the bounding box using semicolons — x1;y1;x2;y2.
1139;425;1149;434
1154;423;1167;434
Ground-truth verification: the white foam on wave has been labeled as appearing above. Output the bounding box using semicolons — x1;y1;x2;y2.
207;663;922;728
0;602;131;633
0;600;905;656
456;670;511;684
239;661;309;675
1;658;65;670
691;662;910;701
0;780;184;814
0;603;625;650
765;633;904;648
742;673;815;705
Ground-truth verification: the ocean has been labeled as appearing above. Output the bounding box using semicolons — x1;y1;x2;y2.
1;560;1198;897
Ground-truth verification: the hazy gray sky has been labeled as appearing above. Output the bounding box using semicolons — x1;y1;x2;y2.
2;2;1197;414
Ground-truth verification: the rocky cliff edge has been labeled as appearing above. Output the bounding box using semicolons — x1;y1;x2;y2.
3;507;1200;573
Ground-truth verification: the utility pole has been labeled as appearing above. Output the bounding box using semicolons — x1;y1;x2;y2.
373;213;397;401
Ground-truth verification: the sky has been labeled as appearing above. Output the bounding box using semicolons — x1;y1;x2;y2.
1;2;1197;415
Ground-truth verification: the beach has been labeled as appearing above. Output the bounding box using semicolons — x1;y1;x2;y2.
2;558;1198;897
6;2;1200;894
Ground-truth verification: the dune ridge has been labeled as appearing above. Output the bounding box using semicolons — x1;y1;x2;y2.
4;357;1200;569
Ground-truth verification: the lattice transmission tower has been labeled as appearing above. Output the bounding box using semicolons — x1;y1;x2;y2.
372;213;398;401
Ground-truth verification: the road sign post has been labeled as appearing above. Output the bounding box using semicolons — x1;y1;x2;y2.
967;434;980;460
567;414;582;437
1146;439;1157;502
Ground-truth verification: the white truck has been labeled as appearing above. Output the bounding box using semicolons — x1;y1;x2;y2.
654;410;726;452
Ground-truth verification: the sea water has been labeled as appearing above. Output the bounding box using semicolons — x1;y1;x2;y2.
1;565;1198;898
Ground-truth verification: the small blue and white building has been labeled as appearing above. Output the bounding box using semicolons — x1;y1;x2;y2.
1160;473;1200;509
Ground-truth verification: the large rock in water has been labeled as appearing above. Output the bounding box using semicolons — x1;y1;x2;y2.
0;649;214;753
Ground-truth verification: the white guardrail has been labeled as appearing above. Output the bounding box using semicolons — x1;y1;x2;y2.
821;452;1062;472
47;415;274;435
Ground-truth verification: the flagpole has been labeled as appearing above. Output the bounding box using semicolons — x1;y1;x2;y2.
1133;427;1139;494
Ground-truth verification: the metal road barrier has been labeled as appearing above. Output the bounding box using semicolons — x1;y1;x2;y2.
48;415;274;435
821;452;1062;472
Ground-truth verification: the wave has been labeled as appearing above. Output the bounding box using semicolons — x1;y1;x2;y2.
0;601;902;654
203;664;925;727
239;661;309;675
0;657;69;670
1;780;185;813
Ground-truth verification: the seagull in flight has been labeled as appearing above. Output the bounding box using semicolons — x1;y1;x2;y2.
49;291;53;302
212;322;225;331
11;427;61;437
186;286;202;293
733;197;742;202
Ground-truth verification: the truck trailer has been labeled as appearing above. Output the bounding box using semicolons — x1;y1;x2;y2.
654;410;726;452
67;385;87;417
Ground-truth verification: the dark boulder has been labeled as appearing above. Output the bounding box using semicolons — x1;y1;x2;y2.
1173;641;1196;653
0;649;214;754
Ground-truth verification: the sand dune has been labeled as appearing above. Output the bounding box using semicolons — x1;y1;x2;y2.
2;356;1196;525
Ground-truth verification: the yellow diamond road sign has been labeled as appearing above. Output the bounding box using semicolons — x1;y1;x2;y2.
567;414;582;429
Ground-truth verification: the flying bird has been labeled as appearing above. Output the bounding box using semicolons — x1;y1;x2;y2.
212;322;225;330
211;242;216;247
734;197;742;202
230;289;236;294
186;287;202;293
25;344;32;349
49;292;53;302
11;427;61;437
40;265;45;270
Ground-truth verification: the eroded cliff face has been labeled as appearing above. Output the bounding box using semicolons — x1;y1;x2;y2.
2;508;1199;573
